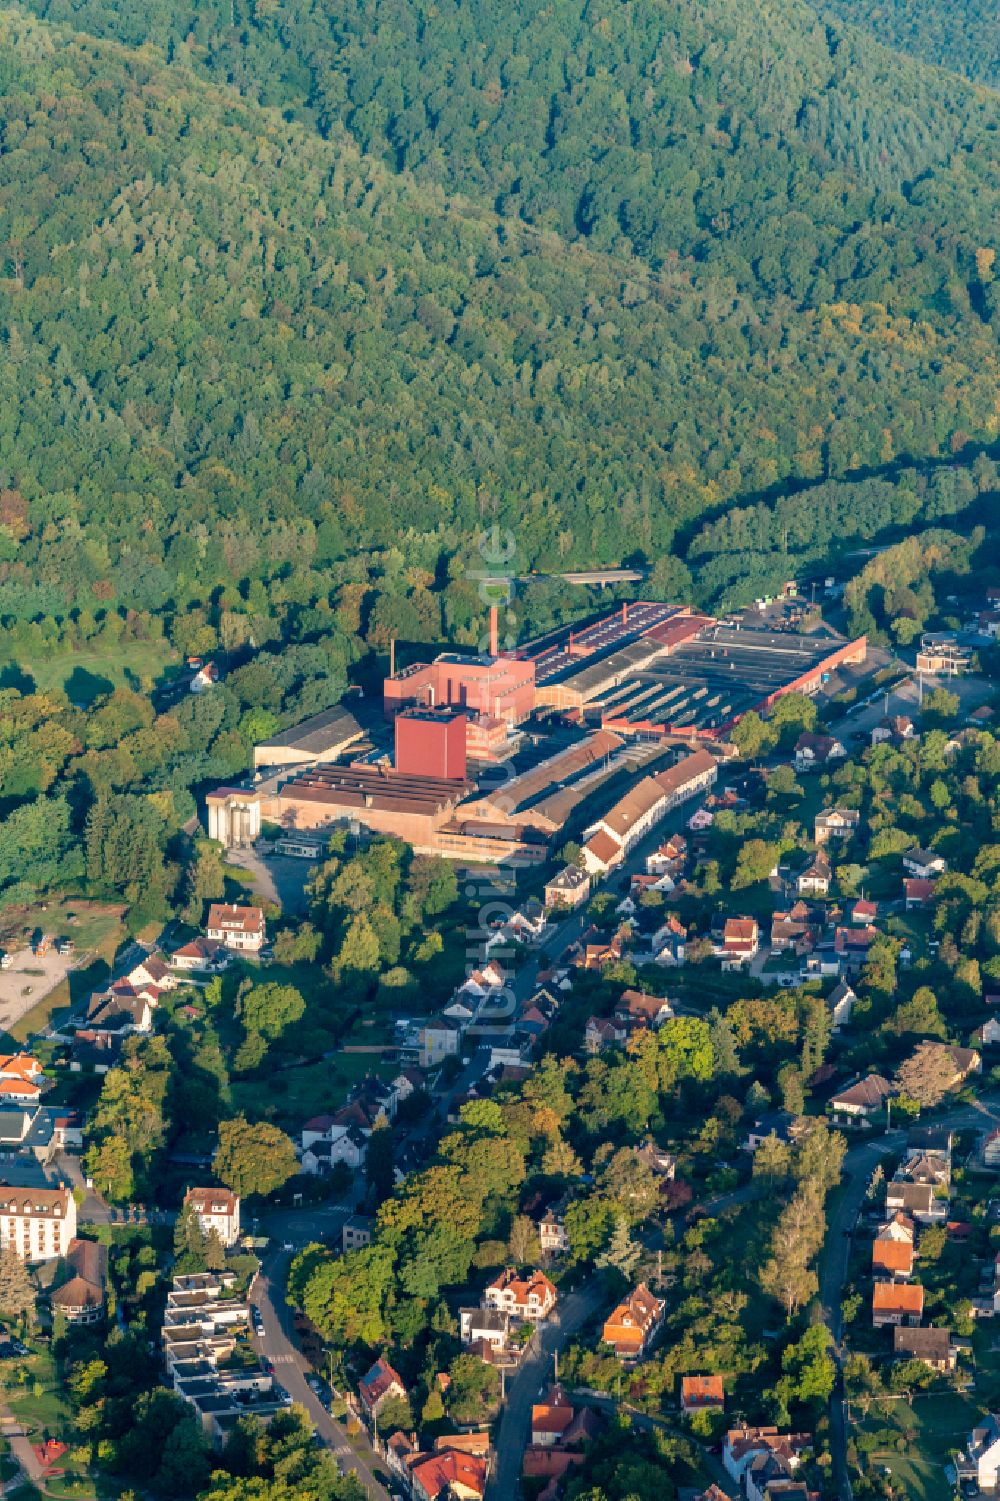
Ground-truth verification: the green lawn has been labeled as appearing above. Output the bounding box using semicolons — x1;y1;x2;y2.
7;1355;74;1435
0;642;176;704
230;1049;398;1132
856;1390;975;1500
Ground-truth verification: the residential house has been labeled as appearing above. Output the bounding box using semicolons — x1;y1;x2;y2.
419;1015;462;1069
602;1282;665;1359
902;847;948;879
358;1356;407;1420
522;1448;586;1492
582;829;624;876
723;1428;810;1490
743;1112;799;1153
126;953;177;991
899;1041;981;1095
908;1126;954;1154
681;1375;725;1414
829;1074;891;1122
985;1130;1000;1168
872;1280;924;1327
648;914;688;966
170;937;230;973
573;925;628;972
745;1450;807;1501
0;1183;77;1262
892;1326;956;1372
957;1415;1000;1494
872;1235;914;1279
878;1211;915;1244
544;865;590;911
826;980;855;1030
86;987;156;1037
300;1119;367;1175
342;1215;373;1253
793;732;846;771
68;1030;122;1074
50;1238;107;1325
205;904;266;954
483;1268;557;1322
795;851;832;898
814;808;860;844
183;1187;241;1248
520;990;560;1042
833;924;879;972
459;1306;511;1358
898;1148;951;1189
538;1201;571;1257
646;834;686;875
614;990;673;1030
871;715;915;747
849;897;878;925
770;910;818;957
0;1055;45;1105
977;1019;1000;1049
634;1138;677;1180
410;1448;488;1501
885;1180;945;1224
497;900;547;947
688;806;714;832
456;1308;510;1368
719;917;759;969
584;1016;629;1054
531;1385;575;1446
904;878;937;910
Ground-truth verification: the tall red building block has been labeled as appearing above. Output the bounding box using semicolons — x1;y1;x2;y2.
394;708;467;781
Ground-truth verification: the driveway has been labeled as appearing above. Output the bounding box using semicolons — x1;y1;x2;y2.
226;850;311;915
252;1239;391;1499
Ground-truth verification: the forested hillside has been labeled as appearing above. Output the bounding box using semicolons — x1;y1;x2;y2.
2;3;998;637
18;0;1000;322
821;0;1000;89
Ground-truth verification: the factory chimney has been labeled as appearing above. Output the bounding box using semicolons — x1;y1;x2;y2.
489;605;499;658
622;602;628;625
390;638;396;677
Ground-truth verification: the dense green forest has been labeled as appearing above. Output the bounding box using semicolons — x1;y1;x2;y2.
821;0;1000;90
0;0;990;627
16;0;1000;315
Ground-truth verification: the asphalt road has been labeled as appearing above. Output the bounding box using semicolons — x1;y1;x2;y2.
252;1234;393;1500
486;1278;607;1500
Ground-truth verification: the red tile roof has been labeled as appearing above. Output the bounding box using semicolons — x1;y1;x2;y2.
873;1281;924;1315
681;1374;725;1408
410;1448;488;1499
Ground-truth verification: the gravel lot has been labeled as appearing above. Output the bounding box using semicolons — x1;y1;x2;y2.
0;948;76;1033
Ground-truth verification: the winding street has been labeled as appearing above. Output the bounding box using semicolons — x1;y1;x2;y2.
821;1092;1000;1498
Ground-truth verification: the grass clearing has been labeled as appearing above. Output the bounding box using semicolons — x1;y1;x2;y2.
0;642;176;704
856;1389;976;1501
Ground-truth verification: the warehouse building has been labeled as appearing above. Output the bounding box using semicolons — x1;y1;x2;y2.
253;703;363;772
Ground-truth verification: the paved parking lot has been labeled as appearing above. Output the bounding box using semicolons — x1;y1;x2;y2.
0;948;75;1033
